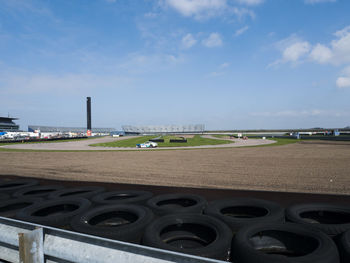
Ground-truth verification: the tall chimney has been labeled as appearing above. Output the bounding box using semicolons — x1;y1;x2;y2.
87;97;91;136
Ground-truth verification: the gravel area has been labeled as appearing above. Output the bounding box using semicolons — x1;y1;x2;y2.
1;141;349;195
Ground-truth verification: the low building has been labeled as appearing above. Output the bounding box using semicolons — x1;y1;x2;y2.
122;124;205;135
0;117;20;132
28;125;116;134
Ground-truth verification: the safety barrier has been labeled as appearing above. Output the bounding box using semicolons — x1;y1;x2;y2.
0;216;225;263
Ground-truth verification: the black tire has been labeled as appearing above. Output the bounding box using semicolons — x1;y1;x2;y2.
70;204;154;243
0;197;42;218
142;213;232;260
0;193;10;200
16;197;91;227
48;186;105;200
146;193;207;216
231;223;339;263
336;229;350;263
0;179;39;193
13;185;65;198
204;198;285;233
286;203;350;236
91;190;153;205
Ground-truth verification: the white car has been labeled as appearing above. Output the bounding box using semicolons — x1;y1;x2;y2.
136;141;158;148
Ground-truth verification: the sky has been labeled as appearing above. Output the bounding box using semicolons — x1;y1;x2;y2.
1;0;350;130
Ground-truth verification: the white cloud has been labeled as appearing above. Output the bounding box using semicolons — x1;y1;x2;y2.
236;0;264;5
336;66;350;88
207;62;230;77
164;0;226;19
144;12;158;18
162;0;257;20
272;25;350;67
202;33;223;47
231;7;255;20
119;53;184;73
309;44;332;64
234;25;249;37
282;41;311;62
181;33;197;49
208;71;225;77
269;35;311;67
330;26;350;65
336;77;350;88
306;26;350;65
304;0;336;4
220;62;230;68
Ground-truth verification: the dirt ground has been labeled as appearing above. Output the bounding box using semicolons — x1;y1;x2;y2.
1;141;350;195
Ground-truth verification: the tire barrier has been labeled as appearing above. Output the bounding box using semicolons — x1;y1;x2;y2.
16;197;91;227
204;197;285;233
0;179;39;193
48;186;105;200
13;185;65;198
142;213;232;260
146;193;207;216
0;197;42;218
169;139;187;143
231;223;340;263
286;203;350;236
1;178;350;262
91;190;153;206
70;204;154;243
337;229;350;263
0;193;10;200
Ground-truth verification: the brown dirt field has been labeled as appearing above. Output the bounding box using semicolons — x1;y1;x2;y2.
1;142;350;195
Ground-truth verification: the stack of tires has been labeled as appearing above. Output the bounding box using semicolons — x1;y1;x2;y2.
1;178;350;262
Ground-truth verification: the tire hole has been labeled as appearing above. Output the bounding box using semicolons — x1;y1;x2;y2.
61;190;90;197
88;211;138;227
157;198;197;209
221;206;268;218
33;204;79;217
160;223;216;249
300;211;350;224
249;230;319;257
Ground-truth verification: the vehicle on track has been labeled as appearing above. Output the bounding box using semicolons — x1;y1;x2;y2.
136;141;158;148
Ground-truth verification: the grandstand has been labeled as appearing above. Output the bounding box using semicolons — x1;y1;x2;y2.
122;124;205;135
28;125;115;134
0;116;20;131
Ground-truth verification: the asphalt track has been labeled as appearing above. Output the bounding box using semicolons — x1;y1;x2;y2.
1;135;275;151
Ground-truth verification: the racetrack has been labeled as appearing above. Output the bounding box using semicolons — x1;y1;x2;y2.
0;135;275;150
1;140;349;195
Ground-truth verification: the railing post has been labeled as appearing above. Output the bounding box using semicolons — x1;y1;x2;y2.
18;228;44;263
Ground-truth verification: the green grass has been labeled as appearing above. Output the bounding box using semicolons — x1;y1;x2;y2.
91;136;155;147
91;135;232;148
212;134;232;139
159;135;232;147
245;137;300;147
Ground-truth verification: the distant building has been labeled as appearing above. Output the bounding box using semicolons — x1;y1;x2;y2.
28;125;115;134
122;124;205;135
0;116;20;131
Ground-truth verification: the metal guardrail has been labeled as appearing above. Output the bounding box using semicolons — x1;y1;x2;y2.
0;216;225;263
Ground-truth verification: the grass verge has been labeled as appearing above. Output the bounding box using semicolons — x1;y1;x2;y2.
245;137;300;147
91;135;232;148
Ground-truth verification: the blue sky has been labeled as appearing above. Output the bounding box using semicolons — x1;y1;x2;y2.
1;0;350;130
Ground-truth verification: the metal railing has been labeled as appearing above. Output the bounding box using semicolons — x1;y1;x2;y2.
0;216;225;263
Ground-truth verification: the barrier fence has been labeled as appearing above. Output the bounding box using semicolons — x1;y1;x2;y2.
0;216;224;263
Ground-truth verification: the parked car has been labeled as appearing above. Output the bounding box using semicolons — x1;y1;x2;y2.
136;141;158;148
